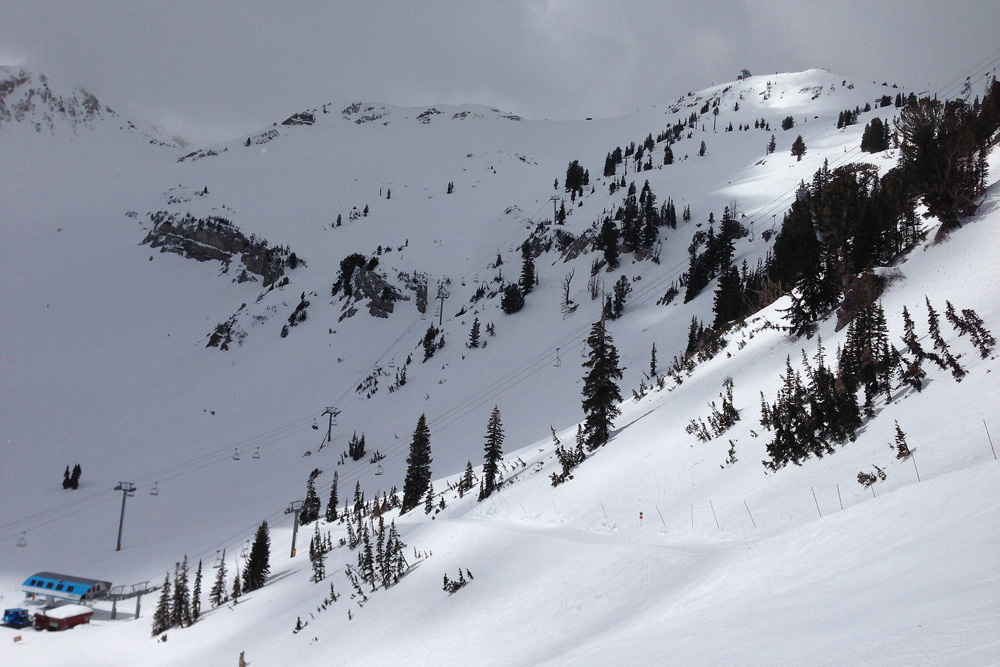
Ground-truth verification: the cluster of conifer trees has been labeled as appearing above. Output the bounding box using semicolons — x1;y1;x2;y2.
760;296;994;471
152;521;270;637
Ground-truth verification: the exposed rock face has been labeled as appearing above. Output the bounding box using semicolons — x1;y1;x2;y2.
353;268;406;318
0;66;107;132
143;212;292;285
282;111;316;126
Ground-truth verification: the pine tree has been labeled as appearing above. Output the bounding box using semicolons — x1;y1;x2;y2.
401;414;433;513
325;471;339;522
581;317;624;450
698;140;707;157
896;97;982;236
500;283;525;314
386;520;408;585
424;481;435;515
191;559;203;622
300;468;322;525
231;562;242;603
359;520;376;590
375;516;388;589
597;217;620;270
767;134;776;154
151;572;172;636
242;521;271;593
209;549;228;606
892;420;911;459
479;406;504;500
468;317;481;348
310;522;326;583
926;296;965;379
899;306;927;391
459;460;475;497
791;135;807;161
171;556;192;628
649;343;658;378
519;243;536;294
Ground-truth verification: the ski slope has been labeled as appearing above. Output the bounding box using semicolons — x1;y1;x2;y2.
1;65;998;665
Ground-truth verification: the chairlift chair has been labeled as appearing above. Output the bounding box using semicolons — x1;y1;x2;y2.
233;448;241;461
17;531;26;548
240;540;250;559
375;463;384;476
253;446;261;460
150;482;159;496
554;347;561;367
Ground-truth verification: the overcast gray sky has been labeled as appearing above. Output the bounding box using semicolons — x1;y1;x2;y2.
2;1;998;144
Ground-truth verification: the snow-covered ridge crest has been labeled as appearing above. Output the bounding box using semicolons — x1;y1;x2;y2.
0;65;107;133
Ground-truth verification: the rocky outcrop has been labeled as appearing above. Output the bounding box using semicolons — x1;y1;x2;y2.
143;211;293;285
0;66;107;132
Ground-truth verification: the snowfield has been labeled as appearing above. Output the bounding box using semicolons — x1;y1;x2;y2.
1;66;998;665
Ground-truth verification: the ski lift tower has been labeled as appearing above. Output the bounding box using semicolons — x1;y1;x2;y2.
113;482;136;552
436;283;450;326
284;500;305;558
321;407;340;443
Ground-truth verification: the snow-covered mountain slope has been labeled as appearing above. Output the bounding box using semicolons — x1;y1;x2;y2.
1;66;997;665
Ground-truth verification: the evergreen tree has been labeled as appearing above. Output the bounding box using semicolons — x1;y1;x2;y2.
151;572;172;636
423;481;435;515
698;140;707;157
468;317;481;348
611;275;631;319
479;406;504;500
791;135;807;161
519;243;536;294
325;471;339;522
348;432;367;462
597;217;620;270
401;414;433;513
171;556;192;629
581;317;624;450
860;117;890;152
663;144;674;165
310;522;326;583
712;264;743;329
925;296;965;380
209;549;228;606
300;468;322;525
386;521;408;585
892;420;911;459
231;562;242;603
500;283;525;314
649;343;658;378
191;559;203;622
899;306;927;391
767;134;776;155
896;97;983;236
242;521;271;593
459;461;475;496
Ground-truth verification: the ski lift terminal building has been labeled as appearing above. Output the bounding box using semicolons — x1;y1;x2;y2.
22;572;112;602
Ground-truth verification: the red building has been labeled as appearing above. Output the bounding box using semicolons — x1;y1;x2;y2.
33;604;94;631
